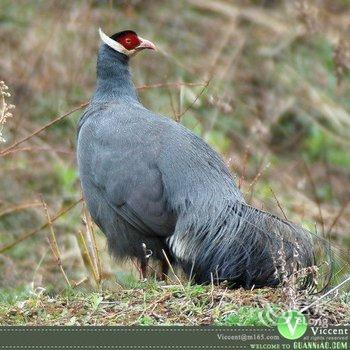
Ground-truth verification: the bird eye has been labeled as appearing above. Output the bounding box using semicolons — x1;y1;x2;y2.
125;38;132;44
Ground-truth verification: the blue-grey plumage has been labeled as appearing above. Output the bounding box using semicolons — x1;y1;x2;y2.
77;30;329;289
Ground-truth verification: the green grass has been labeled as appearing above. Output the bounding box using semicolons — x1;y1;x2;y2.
216;307;270;326
0;282;349;326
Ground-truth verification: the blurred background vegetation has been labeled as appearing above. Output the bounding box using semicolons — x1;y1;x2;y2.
0;0;349;296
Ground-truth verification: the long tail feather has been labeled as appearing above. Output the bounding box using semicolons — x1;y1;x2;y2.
168;200;332;290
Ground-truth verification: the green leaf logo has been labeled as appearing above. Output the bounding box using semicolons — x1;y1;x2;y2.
277;310;308;340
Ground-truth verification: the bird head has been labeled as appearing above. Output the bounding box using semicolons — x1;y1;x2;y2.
99;28;156;57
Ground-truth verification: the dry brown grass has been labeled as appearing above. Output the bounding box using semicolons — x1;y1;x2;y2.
0;81;15;143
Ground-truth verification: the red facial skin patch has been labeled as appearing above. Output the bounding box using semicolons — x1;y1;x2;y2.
116;32;140;50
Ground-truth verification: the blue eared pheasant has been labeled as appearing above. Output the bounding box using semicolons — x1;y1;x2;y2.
77;29;326;289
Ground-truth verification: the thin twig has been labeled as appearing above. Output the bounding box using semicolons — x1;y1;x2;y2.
41;197;71;288
82;204;102;283
270;187;288;220
209;273;215;308
238;148;250;190
0;82;205;157
167;89;179;122
1;146;74;156
247;159;270;203
0;103;87;156
72;276;88;287
326;198;350;236
217;287;228;309
78;230;99;283
176;80;211;120
78;202;103;285
0;197;83;253
302;159;325;235
301;274;350;313
137;81;206;91
162;249;184;290
0;201;41;217
90;219;102;283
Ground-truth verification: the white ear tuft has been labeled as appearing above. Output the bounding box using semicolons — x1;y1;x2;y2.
98;28;130;56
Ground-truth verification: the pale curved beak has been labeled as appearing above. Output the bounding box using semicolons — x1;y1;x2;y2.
137;37;157;51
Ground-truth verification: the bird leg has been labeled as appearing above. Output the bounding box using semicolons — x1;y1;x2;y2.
157;259;169;281
140;243;152;281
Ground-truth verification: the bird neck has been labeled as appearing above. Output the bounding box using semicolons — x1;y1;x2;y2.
92;44;139;103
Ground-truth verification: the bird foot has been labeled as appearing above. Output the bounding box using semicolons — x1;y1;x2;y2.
140;243;152;281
